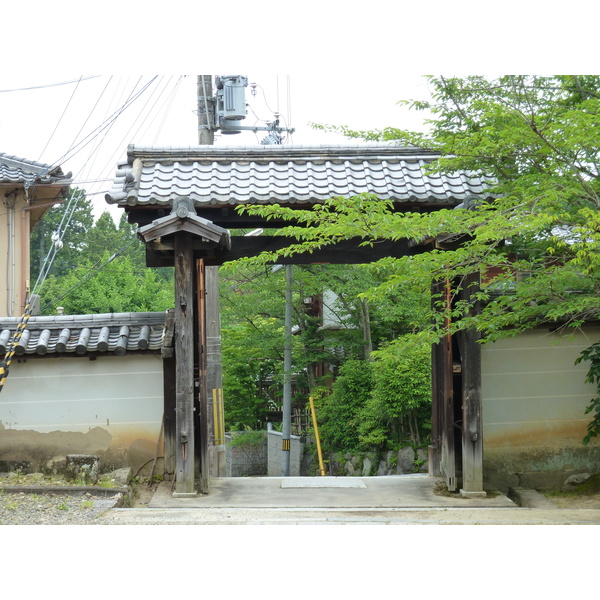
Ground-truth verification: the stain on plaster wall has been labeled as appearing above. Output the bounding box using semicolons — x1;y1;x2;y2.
0;421;159;474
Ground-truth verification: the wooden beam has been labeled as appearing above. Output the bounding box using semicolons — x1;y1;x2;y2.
145;236;430;267
437;279;458;492
173;232;196;496
126;202;460;230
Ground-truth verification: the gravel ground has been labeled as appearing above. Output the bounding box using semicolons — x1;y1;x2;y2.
0;490;122;525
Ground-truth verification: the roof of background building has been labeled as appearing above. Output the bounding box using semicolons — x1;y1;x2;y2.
0;312;166;357
0;152;72;187
105;143;491;208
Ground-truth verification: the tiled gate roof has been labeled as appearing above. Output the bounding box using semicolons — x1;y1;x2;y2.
105;143;490;208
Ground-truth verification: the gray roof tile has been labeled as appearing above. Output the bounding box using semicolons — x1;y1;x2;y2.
0;312;166;357
0;152;72;186
105;143;490;208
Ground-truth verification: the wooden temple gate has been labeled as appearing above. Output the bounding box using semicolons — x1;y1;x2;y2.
106;144;487;497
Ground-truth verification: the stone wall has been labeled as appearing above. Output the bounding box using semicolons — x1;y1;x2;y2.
225;432;268;477
302;443;429;477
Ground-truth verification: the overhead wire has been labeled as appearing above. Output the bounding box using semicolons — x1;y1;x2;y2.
39;236;139;314
0;76;101;93
22;75;186;304
37;75;84;162
150;76;186;144
55;75;115;171
82;76;184;203
2;75;180;389
76;76;133;198
45;76;157;173
31;77;161;297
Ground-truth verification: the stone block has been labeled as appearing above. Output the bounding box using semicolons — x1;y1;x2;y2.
65;454;100;484
362;456;372;476
397;447;415;474
104;467;133;486
563;472;591;490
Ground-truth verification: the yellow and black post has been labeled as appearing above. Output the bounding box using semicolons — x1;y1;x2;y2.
0;295;39;394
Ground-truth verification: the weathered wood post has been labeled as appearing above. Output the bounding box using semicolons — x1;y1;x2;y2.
197;259;210;493
137;198;230;496
162;309;176;480
173;231;197;496
458;272;485;496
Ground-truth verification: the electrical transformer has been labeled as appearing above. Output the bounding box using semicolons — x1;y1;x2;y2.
215;75;248;131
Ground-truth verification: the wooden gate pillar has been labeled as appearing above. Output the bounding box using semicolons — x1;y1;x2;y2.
173;231;197;496
458;272;485;496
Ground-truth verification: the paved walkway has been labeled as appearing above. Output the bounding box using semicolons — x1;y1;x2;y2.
148;474;515;509
99;474;600;525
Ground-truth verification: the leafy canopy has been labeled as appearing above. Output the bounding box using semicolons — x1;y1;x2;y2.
237;75;600;344
234;75;600;444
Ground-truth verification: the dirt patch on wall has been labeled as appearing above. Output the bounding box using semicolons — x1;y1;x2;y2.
0;422;161;475
484;445;600;492
0;424;112;472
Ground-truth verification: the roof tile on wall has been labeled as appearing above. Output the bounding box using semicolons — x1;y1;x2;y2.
0;312;166;357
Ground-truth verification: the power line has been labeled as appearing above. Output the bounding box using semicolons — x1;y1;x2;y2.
45;76;158;173
37;76;85;162
0;76;101;93
76;76;184;204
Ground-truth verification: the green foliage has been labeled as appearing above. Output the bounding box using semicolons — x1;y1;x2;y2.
31;192;173;315
238;76;600;342
218;253;432;431
236;75;600;442
317;359;373;452
575;342;600;444
227;430;267;448
358;336;431;448
222;317;284;430
39;251;173;314
30;188;94;281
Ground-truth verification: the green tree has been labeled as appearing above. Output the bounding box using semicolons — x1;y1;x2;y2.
218;258;430;431
358;336;431;449
30;188;94;282
316;359;374;453
39;251;173;314
236;75;600;442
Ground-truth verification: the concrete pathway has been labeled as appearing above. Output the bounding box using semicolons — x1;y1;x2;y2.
147;474;515;509
102;505;600;525
98;474;600;525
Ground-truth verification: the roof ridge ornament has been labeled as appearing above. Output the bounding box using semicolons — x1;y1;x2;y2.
173;197;195;219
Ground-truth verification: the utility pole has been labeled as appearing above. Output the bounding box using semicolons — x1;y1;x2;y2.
197;75;225;478
197;76;215;145
281;264;293;476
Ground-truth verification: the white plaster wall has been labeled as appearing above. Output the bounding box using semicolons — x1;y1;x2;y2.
481;326;600;448
0;354;163;446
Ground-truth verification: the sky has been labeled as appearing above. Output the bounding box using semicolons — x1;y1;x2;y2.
0;73;433;222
